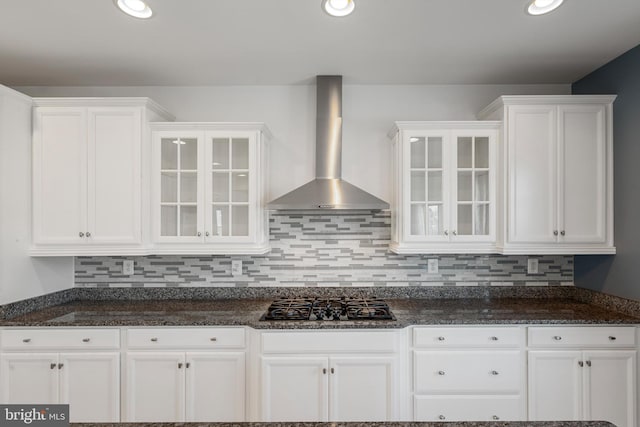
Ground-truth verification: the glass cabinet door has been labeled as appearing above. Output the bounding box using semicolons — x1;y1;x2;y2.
408;135;446;237
208;136;251;238
159;136;199;238
454;135;491;237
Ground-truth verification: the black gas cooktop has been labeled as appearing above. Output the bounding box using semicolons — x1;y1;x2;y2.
260;297;395;321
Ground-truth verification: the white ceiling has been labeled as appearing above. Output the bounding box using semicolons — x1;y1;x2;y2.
1;0;639;86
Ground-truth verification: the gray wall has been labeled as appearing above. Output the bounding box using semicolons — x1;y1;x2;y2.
573;44;640;300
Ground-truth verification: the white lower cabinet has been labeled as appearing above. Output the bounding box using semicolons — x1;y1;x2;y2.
412;326;527;422
260;331;399;422
0;329;121;422
124;327;246;422
528;326;637;427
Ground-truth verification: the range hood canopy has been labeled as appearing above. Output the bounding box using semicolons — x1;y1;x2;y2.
267;76;389;210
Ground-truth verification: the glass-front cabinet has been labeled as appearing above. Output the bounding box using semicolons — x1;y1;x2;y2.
389;122;499;254
151;123;271;254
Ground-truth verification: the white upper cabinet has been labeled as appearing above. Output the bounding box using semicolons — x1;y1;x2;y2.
388;122;500;254
31;98;173;256
479;95;615;254
150;123;271;255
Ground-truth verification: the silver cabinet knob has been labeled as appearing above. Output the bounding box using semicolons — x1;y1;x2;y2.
437;336;445;341
79;232;85;237
579;361;584;367
178;363;183;369
205;231;210;236
444;230;449;236
586;360;591;367
197;232;202;237
82;338;90;343
560;230;565;236
150;337;158;342
323;368;327;374
58;363;64;369
553;336;562;341
609;336;617;341
210;337;217;342
493;415;500;420
553;230;558;236
186;362;191;369
50;363;57;370
452;230;457;236
437;370;446;376
22;338;31;343
86;232;91;237
489;336;499;341
490;370;499;376
331;367;335;374
438;415;446;420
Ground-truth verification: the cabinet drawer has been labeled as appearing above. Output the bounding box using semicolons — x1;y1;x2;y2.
414;350;523;394
413;327;523;348
261;331;396;354
0;328;120;350
127;327;245;349
528;326;636;348
414;395;525;422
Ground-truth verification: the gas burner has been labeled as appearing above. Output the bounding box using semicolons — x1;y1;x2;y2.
260;297;395;321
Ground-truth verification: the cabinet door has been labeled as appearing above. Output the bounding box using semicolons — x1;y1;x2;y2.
451;131;495;242
0;353;59;404
528;351;582;421
404;132;449;241
329;356;397;421
185;352;245;422
204;132;254;241
58;352;120;422
125;352;185;422
87;108;142;245
584;350;636;427
558;104;607;244
507;105;557;244
261;356;328;421
33;107;87;245
153;132;204;242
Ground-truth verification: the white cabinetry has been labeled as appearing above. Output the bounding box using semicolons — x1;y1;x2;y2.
124;327;246;422
388;122;500;254
0;329;120;422
260;330;398;422
412;326;526;422
528;326;636;427
150;123;271;255
478;95;616;254
31;98;173;256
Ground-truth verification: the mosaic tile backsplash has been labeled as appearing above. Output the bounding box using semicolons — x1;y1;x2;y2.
75;211;573;288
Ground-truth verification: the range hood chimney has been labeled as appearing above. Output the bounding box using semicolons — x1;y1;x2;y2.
267;75;389;210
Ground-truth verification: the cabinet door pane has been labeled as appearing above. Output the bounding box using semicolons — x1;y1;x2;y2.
180;138;198;170
161;206;177;237
410;138;426;168
427;137;443;168
231;206;249;236
212;205;229;237
457;137;473;168
180;206;198;236
427;172;442;202
232;138;249;169
475;171;489;202
212;138;229;169
457;171;472;202
212;173;230;203
411;172;426;202
180;173;198;203
475;204;490;235
457;204;472;235
475;137;489;168
161;173;178;203
161;139;178;170
232;173;249;203
411;204;426;235
428;204;443;235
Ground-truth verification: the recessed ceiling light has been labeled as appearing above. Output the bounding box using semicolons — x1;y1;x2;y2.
115;0;153;19
527;0;564;16
322;0;355;17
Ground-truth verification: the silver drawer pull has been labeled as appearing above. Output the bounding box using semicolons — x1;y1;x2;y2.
210;337;217;342
82;338;91;343
489;336;499;341
22;338;31;343
50;363;56;370
150;338;158;342
609;336;617;341
438;415;446;420
437;336;445;341
493;415;500;420
437;370;445;376
323;368;327;374
490;370;499;376
553;336;562;341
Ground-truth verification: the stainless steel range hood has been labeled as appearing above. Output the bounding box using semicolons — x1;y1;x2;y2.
267;76;389;210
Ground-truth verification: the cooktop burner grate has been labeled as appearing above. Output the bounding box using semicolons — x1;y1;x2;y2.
260;297;395;321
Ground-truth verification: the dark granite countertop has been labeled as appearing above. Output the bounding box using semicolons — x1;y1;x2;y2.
1;296;638;328
70;421;615;427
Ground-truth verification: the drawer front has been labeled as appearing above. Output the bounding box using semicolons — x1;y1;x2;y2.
415;395;525;422
413;327;523;348
261;331;396;354
528;326;636;348
0;328;120;350
414;350;523;394
127;327;245;349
